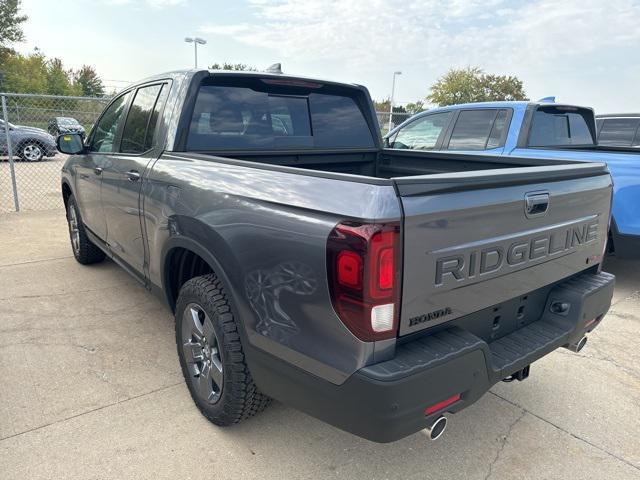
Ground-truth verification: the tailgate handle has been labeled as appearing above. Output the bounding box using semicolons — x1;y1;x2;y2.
525;192;549;217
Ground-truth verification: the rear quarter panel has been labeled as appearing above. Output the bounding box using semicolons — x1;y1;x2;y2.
143;153;401;384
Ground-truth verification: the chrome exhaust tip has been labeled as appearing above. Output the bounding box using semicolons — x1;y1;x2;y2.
565;335;587;353
426;416;447;441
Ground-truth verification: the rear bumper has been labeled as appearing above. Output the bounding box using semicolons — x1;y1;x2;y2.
249;271;614;443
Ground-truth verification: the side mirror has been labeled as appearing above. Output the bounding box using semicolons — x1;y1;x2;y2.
57;133;85;155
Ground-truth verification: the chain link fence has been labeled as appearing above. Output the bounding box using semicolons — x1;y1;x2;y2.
376;111;414;136
0;92;418;214
0;93;110;213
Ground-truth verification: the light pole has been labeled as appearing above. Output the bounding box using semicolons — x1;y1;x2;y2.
185;37;207;69
388;71;402;132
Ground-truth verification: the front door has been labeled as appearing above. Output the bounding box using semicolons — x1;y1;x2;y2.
101;82;169;279
75;91;132;240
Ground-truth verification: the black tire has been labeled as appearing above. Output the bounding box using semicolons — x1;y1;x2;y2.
175;274;271;426
18;141;44;162
66;194;106;265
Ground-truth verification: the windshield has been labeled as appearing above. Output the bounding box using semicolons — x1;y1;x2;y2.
186;78;375;150
528;106;595;147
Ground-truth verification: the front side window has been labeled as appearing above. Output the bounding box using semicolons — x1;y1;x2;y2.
528;107;594;147
186;82;374;150
89;92;132;153
121;84;166;154
598;118;640;147
388;112;452;150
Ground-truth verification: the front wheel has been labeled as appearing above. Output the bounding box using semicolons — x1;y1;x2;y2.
66;195;106;264
175;274;271;426
19;142;44;162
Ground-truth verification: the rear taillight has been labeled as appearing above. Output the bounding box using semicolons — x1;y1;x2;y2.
327;221;401;341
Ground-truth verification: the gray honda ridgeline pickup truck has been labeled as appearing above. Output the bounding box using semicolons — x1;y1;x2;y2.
58;70;615;443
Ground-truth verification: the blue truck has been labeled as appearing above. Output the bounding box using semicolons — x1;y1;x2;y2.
385;101;640;258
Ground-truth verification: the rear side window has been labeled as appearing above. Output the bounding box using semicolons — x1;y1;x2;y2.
388;112;452;150
598;118;640;147
186;82;374;150
528;107;594;147
448;109;508;150
121;83;168;154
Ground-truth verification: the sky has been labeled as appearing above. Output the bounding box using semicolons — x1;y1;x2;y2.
14;0;640;113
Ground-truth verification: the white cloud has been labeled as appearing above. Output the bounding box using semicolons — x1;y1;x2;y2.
105;0;185;7
199;0;640;105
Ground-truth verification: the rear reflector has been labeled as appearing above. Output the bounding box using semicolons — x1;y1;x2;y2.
425;394;461;416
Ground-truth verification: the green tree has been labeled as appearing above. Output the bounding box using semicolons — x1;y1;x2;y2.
427;67;527;106
405;100;426;114
1;50;48;93
74;65;105;97
209;62;256;71
0;0;27;47
46;58;78;95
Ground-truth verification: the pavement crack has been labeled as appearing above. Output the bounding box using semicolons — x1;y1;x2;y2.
0;382;183;443
611;290;640;307
489;391;640;472
555;348;640;380
0;255;73;269
0;283;140;302
484;409;526;480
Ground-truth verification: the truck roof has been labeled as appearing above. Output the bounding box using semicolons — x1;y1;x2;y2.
387;100;595;138
133;69;363;90
414;100;593;113
596;113;640;118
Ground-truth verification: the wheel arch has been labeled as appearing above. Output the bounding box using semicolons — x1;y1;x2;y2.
161;236;240;315
61;180;73;211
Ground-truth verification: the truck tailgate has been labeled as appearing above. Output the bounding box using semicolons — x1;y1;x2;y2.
393;163;612;336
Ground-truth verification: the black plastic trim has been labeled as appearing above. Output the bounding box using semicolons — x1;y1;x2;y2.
246;271;614;442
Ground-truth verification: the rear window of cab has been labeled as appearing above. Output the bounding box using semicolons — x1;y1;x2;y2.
186;78;375;150
528;106;595;147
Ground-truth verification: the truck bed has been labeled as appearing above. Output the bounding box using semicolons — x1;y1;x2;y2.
193;147;584;180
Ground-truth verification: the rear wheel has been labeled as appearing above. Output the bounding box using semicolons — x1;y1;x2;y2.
19;142;44;162
175;274;271;426
66;195;106;264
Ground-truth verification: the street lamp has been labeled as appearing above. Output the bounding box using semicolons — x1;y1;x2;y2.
388;71;402;132
185;37;207;69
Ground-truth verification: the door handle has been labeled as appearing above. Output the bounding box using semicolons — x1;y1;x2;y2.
126;170;141;182
94;166;103;175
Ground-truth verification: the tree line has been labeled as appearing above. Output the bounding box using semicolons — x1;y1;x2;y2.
375;66;527;115
0;0;105;97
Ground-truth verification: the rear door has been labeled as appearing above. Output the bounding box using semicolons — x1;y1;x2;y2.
392;162;612;336
442;108;511;154
101;82;170;279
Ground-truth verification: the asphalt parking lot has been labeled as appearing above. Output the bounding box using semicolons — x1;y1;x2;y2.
1;209;639;480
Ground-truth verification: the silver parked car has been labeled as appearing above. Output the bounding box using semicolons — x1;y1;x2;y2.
0;119;58;161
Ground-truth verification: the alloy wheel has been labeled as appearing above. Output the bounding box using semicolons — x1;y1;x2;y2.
68;204;80;255
23;144;43;161
182;303;224;404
